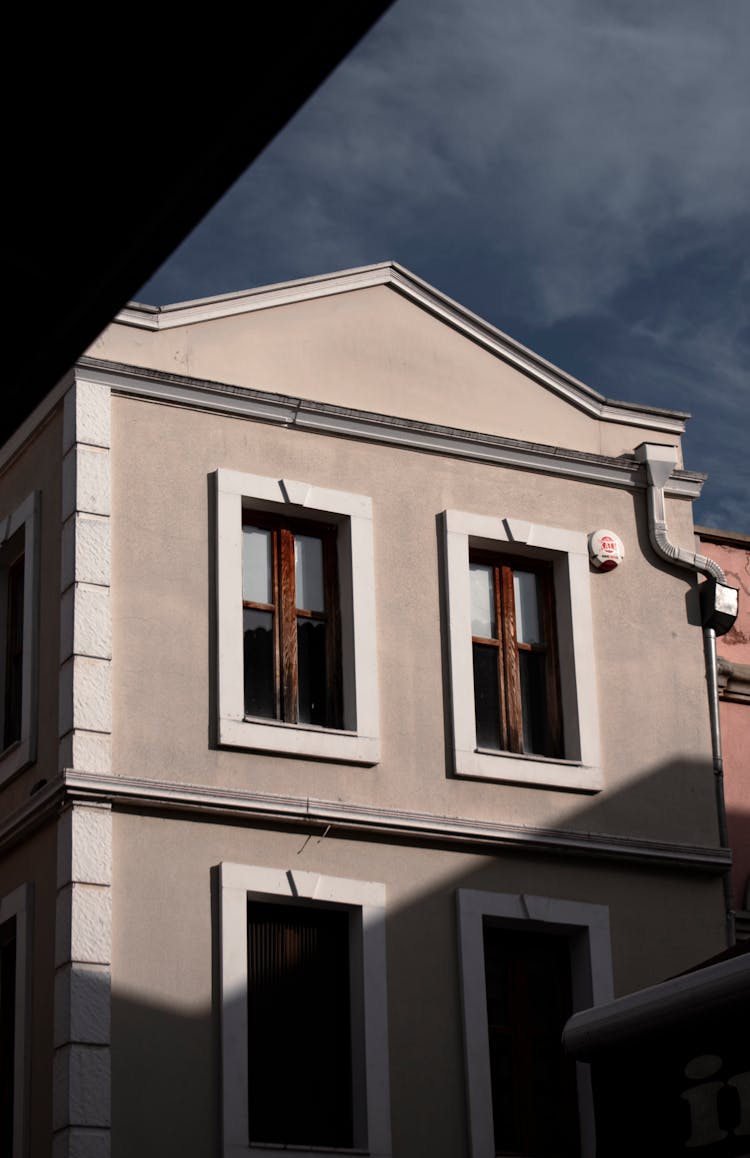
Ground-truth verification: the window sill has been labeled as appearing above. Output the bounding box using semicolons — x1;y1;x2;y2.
218;715;379;766
455;746;602;792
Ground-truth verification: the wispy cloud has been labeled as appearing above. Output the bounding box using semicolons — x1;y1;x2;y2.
138;0;750;528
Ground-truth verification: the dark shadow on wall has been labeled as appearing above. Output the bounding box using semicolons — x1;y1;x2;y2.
102;751;738;1158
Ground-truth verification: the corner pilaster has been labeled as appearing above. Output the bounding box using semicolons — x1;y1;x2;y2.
55;377;113;1156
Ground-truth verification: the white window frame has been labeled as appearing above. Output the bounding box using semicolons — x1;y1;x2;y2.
1;882;33;1158
457;889;613;1158
0;492;40;786
215;470;379;764
219;862;392;1158
443;510;601;790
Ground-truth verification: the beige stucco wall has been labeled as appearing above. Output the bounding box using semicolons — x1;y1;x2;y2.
0;406;63;814
0;820;58;1158
110;808;725;1158
88;285;682;460
110;392;714;847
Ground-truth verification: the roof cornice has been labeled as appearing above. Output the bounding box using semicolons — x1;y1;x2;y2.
76;356;704;498
117;262;688;435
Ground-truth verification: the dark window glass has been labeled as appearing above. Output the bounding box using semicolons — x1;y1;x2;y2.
1;917;17;1157
243;609;275;718
483;924;579;1157
297;619;327;725
4;552;24;749
473;644;501;750
247;901;353;1148
519;649;551;756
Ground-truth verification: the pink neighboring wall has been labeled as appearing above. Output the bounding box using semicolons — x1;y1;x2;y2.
698;529;750;913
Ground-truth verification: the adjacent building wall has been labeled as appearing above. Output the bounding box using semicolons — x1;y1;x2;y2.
697;528;750;925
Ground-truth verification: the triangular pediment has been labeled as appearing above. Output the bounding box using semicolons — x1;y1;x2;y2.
89;262;686;459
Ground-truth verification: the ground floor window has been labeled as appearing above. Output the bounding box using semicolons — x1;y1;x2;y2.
0;884;31;1158
457;889;613;1158
247;900;353;1148
483;923;579;1156
219;863;392;1158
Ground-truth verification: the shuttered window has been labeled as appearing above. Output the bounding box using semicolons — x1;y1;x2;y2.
247;901;353;1148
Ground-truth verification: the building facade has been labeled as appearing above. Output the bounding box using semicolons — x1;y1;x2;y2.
0;263;734;1157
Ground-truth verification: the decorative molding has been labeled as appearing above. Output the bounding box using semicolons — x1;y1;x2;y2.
77;358;704;499
54;378;113;1158
717;656;750;704
59;379;112;777
53;803;112;1158
52;769;733;872
115;262;687;433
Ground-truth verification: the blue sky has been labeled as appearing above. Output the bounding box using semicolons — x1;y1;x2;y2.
138;0;749;532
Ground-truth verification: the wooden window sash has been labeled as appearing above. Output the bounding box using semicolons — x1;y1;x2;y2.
470;551;562;758
242;512;340;728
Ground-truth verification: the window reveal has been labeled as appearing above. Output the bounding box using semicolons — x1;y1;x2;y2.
0;916;17;1158
3;549;24;750
483;923;579;1157
470;552;562;758
247;901;353;1148
242;514;341;729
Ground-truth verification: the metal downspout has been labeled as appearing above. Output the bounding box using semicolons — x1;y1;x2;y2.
635;443;735;947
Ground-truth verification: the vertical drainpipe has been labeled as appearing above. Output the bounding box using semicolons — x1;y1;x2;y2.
634;443;736;948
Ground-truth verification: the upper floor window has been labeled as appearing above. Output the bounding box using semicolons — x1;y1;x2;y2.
0;493;39;785
243;513;341;729
215;471;379;764
470;552;562;759
443;510;601;791
2;537;25;749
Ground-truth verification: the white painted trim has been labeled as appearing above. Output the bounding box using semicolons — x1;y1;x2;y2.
59;379;112;778
0;881;33;1158
219;863;392;1158
0;491;40;787
215;469;380;764
53;804;112;1152
443;510;602;791
78;358;703;499
457;889;613;1158
115;263;686;435
47;769;733;872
